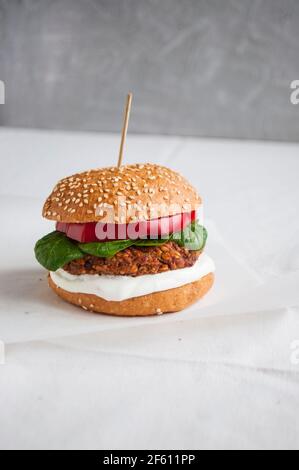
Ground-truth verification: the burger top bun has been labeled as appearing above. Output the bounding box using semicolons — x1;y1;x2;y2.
42;163;201;224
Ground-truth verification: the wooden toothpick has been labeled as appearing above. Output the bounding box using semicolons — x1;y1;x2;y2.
117;93;133;169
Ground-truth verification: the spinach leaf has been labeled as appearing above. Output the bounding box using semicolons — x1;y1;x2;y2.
79;239;135;258
80;236;169;255
135;238;168;247
34;231;84;271
172;222;207;251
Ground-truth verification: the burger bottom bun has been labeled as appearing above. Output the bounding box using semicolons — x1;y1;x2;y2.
48;273;214;317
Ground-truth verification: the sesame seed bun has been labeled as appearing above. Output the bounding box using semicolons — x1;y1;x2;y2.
48;273;214;316
42;163;201;223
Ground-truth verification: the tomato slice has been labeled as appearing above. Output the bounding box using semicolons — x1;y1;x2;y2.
56;211;196;243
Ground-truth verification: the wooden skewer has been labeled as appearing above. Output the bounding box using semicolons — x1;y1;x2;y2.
117;93;133;168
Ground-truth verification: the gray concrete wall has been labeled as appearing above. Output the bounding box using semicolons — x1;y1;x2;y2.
1;0;299;141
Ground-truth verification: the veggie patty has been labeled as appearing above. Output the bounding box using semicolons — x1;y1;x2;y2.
63;242;201;277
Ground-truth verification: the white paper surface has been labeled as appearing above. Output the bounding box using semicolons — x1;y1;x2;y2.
0;129;299;450
0;196;260;343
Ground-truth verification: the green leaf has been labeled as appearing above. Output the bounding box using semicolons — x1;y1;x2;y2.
34;231;84;271
79;239;135;258
172;221;208;251
135;238;168;247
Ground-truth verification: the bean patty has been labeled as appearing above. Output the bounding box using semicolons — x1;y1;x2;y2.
63;242;200;277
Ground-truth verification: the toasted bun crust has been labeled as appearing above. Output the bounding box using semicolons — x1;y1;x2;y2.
48;273;214;316
43;163;201;223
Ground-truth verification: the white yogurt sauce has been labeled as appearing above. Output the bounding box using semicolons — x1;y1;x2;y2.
50;253;215;302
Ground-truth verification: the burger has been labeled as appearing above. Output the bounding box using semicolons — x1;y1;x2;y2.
34;163;215;316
